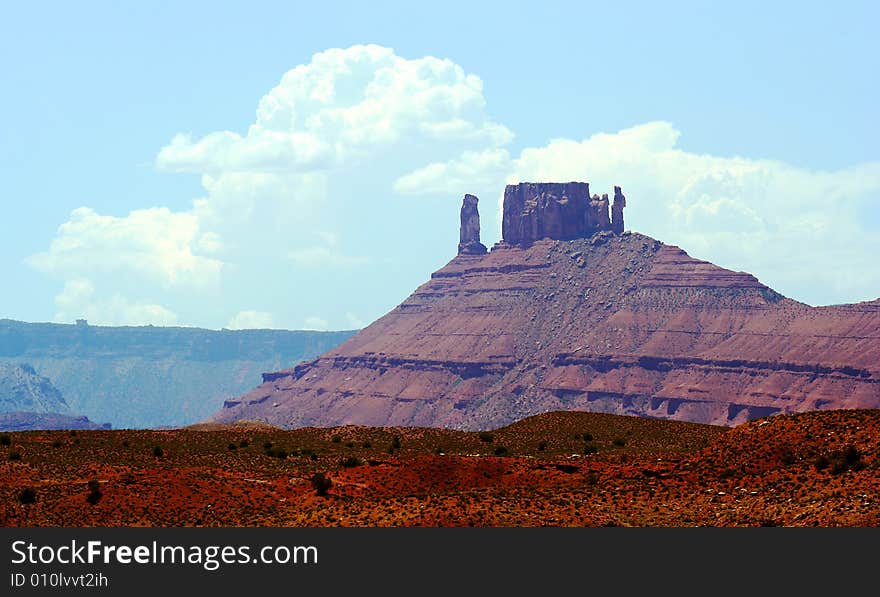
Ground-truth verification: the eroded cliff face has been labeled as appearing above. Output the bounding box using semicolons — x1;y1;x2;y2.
210;183;879;429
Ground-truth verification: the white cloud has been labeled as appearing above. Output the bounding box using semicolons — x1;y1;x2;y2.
28;206;223;288
393;148;511;195
302;316;329;331
156;44;511;175
53;278;178;326
227;310;274;330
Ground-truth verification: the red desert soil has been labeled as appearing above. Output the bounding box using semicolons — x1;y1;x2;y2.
2;409;878;527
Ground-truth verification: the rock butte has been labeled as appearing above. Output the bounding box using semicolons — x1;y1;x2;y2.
211;182;880;429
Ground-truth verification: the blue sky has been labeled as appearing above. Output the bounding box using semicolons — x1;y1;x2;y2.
2;1;878;330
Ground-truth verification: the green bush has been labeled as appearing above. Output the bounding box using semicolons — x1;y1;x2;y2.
8;449;22;461
537;441;547;452
493;446;509;456
152;445;164;458
478;432;494;443
583;443;598;455
331;435;342;444
582;433;593;442
612;438;627;447
362;441;372;449
228;443;238;451
51;440;62;448
238;439;249;448
0;434;10;446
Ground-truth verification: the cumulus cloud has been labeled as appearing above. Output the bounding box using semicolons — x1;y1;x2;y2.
28;206;223;288
227;310;274;330
393;148;511;195
53;278;178;326
156;44;511;174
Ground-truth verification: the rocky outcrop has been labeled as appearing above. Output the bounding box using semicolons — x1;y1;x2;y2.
0;363;69;414
458;194;487;255
0;412;110;431
611;186;625;234
501;182;624;245
210;182;880;430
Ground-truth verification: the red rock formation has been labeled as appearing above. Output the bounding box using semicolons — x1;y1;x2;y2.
210;183;880;429
501;182;623;245
458;194;487;255
611;186;626;234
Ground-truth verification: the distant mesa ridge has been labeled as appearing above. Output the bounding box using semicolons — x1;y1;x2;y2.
210;181;880;430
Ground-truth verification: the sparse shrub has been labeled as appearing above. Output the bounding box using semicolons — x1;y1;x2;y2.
362;441;372;449
331;435;342;444
263;441;273;450
238;439;249;448
51;440;62;448
344;441;354;448
18;488;37;504
612;438;627;447
781;450;797;466
843;445;861;465
69;430;77;437
341;456;362;468
265;448;288;459
86;479;102;505
311;472;332;496
121;440;129;448
719;468;736;479
388;435;402;453
152;445;164;458
228;443;238;451
582;433;593;442
493;446;509;456
8;449;21;461
586;472;599;486
813;454;830;471
310;453;318;461
822;445;864;475
537;441;547;452
478;432;494;443
0;434;10;446
583;443;598;455
554;464;578;474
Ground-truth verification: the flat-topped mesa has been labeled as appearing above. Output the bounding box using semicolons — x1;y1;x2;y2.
501;182;625;245
458;194;488;255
